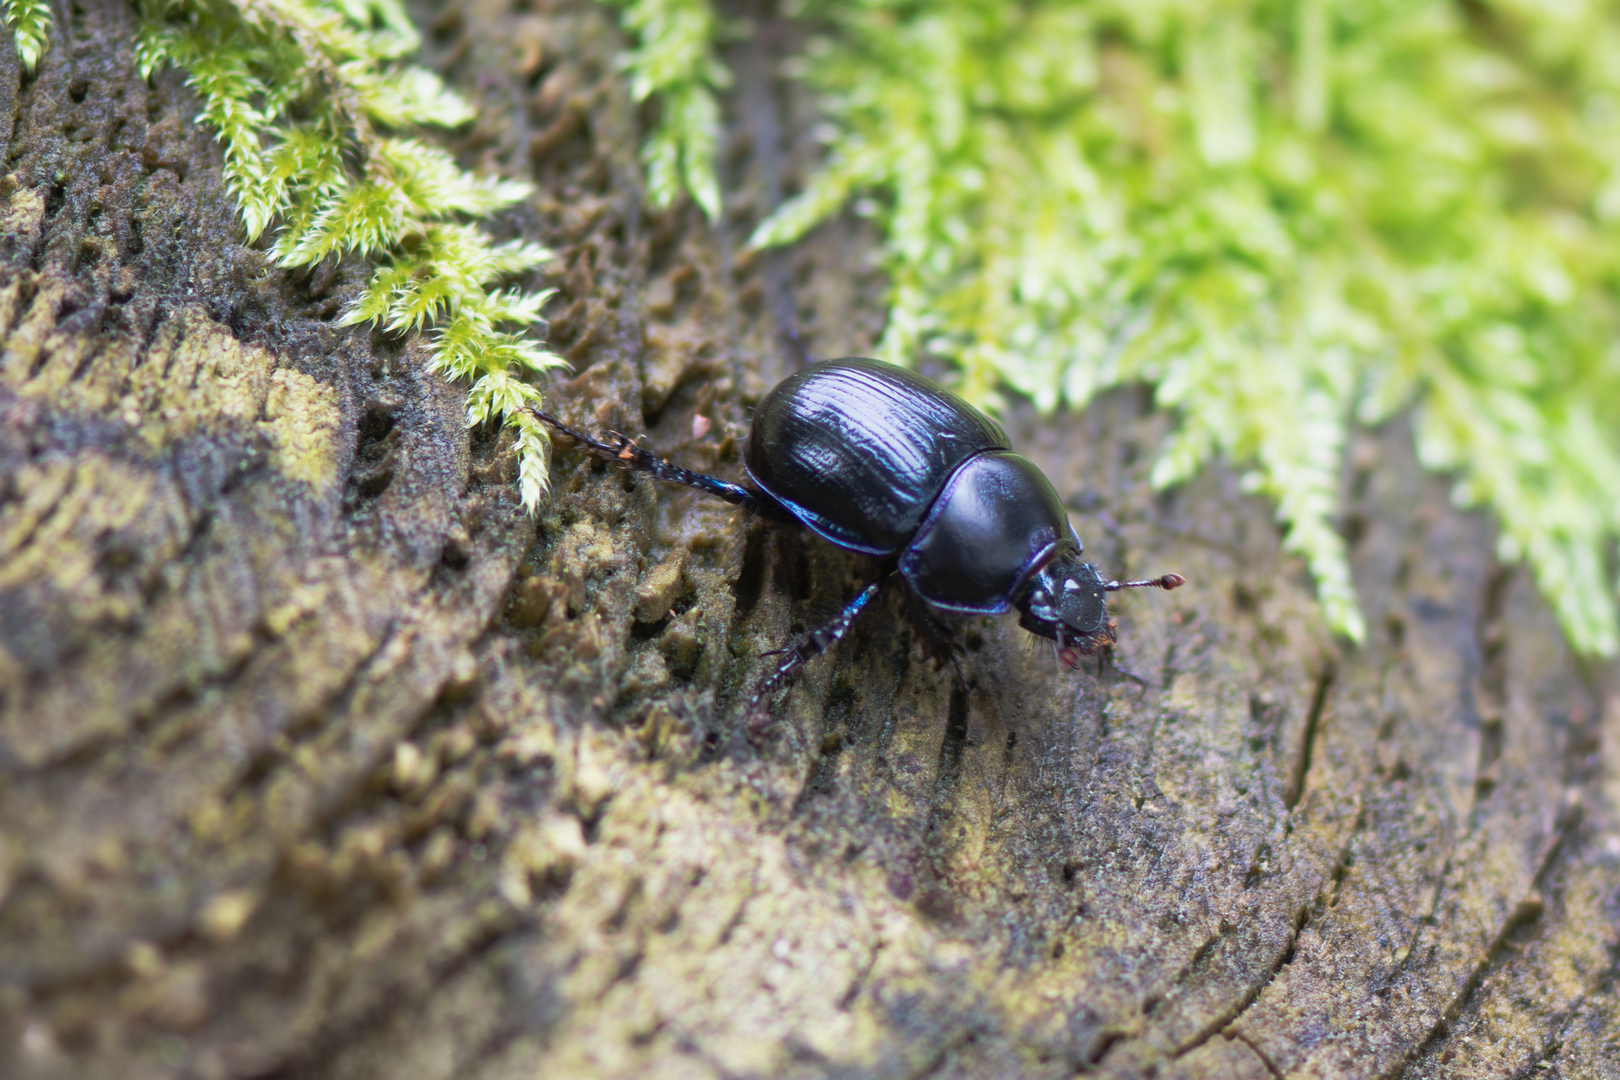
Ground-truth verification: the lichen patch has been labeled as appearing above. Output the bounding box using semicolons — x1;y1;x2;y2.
261;367;342;493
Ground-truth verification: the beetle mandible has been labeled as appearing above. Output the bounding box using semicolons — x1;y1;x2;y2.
530;358;1183;710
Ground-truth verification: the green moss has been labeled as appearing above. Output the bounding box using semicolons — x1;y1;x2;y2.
605;0;727;220
624;0;1620;656
3;0;50;71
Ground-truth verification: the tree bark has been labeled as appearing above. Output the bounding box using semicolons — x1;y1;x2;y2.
1;1;1616;1078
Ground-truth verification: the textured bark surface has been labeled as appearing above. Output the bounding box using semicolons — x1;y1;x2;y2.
1;1;1618;1078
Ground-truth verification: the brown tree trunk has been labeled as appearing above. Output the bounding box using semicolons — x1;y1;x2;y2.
1;1;1616;1077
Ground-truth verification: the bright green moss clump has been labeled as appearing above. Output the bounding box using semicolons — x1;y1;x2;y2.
3;0;50;71
607;0;728;221
617;0;1620;656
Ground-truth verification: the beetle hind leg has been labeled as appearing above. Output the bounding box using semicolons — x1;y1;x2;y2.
527;407;771;514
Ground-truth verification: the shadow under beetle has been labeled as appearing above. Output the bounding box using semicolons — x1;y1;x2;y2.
531;358;1182;711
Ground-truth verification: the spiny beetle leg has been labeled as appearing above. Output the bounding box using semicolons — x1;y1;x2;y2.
746;579;885;721
905;589;965;672
1095;575;1181;689
1093;620;1151;692
527;407;769;514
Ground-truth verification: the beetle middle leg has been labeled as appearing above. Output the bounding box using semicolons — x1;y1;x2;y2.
747;578;886;718
900;588;971;695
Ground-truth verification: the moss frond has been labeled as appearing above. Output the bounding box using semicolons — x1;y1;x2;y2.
4;0;50;72
733;0;1620;656
43;0;567;512
352;67;476;128
605;0;729;219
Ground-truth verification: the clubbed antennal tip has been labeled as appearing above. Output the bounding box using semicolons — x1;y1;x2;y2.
1105;573;1186;592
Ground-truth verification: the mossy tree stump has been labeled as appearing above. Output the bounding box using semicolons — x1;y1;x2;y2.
0;1;1616;1077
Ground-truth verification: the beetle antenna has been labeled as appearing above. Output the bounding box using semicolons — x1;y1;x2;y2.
1104;573;1186;592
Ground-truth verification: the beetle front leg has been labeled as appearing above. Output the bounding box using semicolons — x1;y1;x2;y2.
746;579;885;719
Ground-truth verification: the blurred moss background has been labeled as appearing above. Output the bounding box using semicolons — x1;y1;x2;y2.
612;0;1620;657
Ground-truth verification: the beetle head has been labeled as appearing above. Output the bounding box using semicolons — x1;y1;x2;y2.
1015;556;1113;669
1016;556;1186;669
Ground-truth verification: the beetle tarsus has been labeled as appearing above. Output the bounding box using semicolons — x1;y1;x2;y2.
1095;625;1151;692
746;580;884;718
1104;655;1150;691
525;407;619;457
527;406;768;514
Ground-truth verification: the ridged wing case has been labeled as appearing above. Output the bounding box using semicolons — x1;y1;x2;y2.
745;359;1010;556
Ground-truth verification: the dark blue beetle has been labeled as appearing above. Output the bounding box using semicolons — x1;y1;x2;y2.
533;358;1181;708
